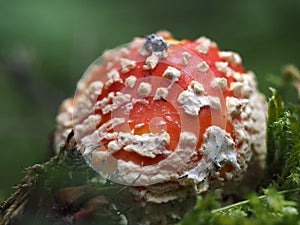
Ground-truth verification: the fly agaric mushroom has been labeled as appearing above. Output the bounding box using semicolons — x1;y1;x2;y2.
54;31;266;197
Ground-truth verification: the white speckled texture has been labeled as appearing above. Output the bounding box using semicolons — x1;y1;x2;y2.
54;32;267;208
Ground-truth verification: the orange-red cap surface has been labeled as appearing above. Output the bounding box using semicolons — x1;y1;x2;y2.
54;31;266;191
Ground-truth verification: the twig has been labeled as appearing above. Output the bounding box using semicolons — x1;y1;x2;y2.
212;188;300;214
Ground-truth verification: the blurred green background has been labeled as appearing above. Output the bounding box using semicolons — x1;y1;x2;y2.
0;0;299;199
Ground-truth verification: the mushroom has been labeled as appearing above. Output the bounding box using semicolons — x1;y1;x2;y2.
54;31;267;210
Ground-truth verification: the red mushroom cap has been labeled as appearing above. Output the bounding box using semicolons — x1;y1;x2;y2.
55;31;266;191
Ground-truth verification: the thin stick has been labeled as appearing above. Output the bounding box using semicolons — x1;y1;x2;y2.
212;188;300;214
